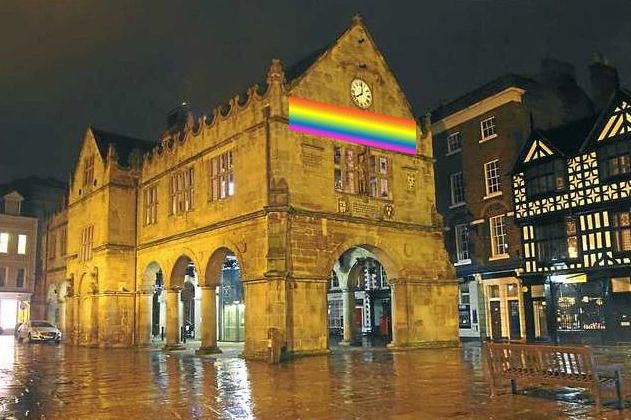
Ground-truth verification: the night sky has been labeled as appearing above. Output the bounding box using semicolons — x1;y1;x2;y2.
1;0;630;184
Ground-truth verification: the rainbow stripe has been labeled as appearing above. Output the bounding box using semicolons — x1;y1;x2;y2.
288;97;417;155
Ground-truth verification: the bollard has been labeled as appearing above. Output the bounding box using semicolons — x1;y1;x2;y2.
161;326;165;341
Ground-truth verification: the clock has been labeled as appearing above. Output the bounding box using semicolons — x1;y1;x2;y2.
350;78;372;109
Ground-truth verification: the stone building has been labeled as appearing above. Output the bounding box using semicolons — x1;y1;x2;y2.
0;191;37;334
50;16;457;359
431;59;602;341
512;87;631;344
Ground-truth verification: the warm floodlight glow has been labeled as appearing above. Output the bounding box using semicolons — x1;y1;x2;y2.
0;299;18;329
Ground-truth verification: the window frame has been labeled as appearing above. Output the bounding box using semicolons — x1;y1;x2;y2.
480;116;497;142
144;184;158;225
489;214;509;259
612;210;631;254
450;172;465;206
210;151;235;202
533;217;579;264
16;268;25;288
524;159;568;199
454;224;470;264
447;132;462;155
484;159;502;197
599;141;631;181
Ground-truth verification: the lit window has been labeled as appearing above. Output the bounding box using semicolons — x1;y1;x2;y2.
450;172;465;205
525;159;566;198
210;151;234;201
17;234;26;255
447;132;462;154
0;233;8;253
454;224;470;262
484;160;501;196
489;215;509;258
480;116;497;141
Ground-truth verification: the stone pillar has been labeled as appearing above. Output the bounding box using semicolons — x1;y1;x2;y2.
163;288;184;351
57;300;67;336
136;291;153;347
196;286;221;355
340;288;354;345
71;296;80;345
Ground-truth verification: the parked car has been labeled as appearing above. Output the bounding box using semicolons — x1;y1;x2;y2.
16;321;61;344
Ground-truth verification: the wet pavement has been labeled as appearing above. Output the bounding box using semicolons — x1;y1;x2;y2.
2;336;631;419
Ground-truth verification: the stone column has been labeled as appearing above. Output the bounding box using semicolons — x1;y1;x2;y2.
340;288;354;345
57;300;66;336
196;286;221;355
136;291;153;347
163;288;184;351
71;296;80;345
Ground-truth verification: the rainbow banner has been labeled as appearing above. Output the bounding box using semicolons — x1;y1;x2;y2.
288;97;417;155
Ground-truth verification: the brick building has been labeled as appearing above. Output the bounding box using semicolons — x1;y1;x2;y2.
47;16;458;358
431;59;602;341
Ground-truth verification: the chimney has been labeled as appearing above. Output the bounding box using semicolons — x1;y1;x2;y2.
590;52;620;112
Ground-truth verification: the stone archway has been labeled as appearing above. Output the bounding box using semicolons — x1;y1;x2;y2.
77;272;98;346
327;246;393;348
196;247;243;355
137;261;165;346
163;254;196;350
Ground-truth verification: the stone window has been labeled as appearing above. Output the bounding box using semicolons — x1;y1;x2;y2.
447;132;462;154
48;231;56;259
450;172;465;206
328;298;343;329
0;267;5;287
480;116;497;141
489;214;509;258
454;224;470;263
17;234;26;255
82;154;95;187
484;159;501;196
80;225;94;262
170;167;195;214
210;151;234;201
16;268;24;288
369;154;391;199
144;185;158;225
0;233;8;254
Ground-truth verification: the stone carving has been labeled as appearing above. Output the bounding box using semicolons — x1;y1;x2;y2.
384;204;394;219
338;198;348;213
406;173;416;191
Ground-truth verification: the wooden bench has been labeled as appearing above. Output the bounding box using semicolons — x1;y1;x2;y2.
484;342;625;410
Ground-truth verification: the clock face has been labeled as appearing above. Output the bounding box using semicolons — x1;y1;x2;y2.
350;78;372;109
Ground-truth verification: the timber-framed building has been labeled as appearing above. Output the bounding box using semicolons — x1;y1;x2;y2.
513;88;631;344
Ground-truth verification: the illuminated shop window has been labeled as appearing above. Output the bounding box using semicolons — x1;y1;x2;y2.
17;234;26;255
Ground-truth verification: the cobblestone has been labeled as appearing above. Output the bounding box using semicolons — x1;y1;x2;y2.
1;336;630;419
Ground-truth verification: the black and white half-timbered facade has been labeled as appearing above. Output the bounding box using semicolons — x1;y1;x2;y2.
513;89;631;345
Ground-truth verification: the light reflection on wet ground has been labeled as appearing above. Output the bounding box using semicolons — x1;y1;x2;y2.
1;335;630;419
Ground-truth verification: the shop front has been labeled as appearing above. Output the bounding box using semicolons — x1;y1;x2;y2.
523;272;631;345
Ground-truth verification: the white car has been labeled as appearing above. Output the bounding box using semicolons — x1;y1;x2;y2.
17;320;61;344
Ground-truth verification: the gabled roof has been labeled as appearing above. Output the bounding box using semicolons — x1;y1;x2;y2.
2;190;24;201
580;88;631;151
431;74;536;121
90;127;155;167
513;115;598;173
